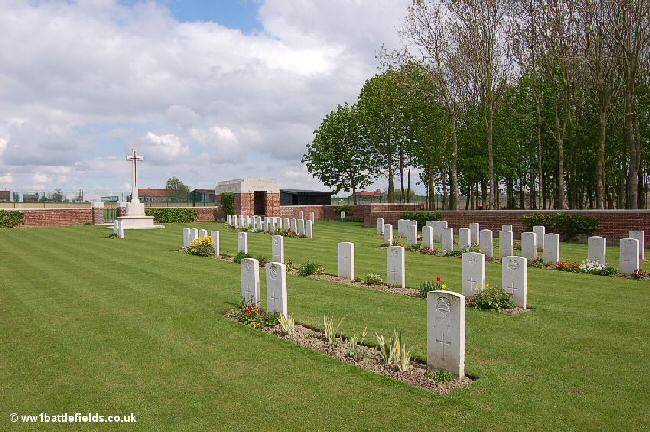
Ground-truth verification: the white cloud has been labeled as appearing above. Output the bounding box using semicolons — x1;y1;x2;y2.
0;0;408;193
32;173;52;184
140;132;189;164
0;173;13;185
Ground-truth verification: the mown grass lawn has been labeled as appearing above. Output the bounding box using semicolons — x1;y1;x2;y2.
1;221;649;431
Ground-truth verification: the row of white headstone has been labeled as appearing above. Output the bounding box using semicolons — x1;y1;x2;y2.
377;218;645;274
183;227;288;263
226;214;314;239
112;220;125;239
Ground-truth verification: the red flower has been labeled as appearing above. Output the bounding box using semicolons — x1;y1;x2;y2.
436;276;443;282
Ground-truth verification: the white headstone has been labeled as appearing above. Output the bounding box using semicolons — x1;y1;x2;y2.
241;258;260;306
276;217;283;231
427;290;465;378
432;221;448;242
233;216;239;228
620;238;640;275
227;215;232;225
290;218;297;234
543;233;560;265
298;219;305;236
272;235;284;263
265;218;271;233
459;228;471;250
422;226;434;250
299;211;304;219
462;252;485;297
533;225;546;250
387;246;405;288
502;256;527;309
283;218;290;232
309;212;315;223
629;231;645;260
199;229;208;239
469;223;479;246
190;228;198;243
337;242;355;280
376;218;385;235
266;262;288;318
117;222;125;239
500;230;514;257
588;236;607;265
340;211;346;220
239;215;245;227
306;220;313;239
502;224;513;232
479;229;493;258
407;224;418;246
211;231;220;257
383;224;393;246
183;227;190;248
238;232;248;254
521;232;537;261
441;227;454;253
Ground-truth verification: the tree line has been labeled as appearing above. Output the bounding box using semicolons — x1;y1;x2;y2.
302;0;650;209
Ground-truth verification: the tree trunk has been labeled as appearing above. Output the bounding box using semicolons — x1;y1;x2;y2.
450;120;459;210
407;168;411;203
596;109;607;208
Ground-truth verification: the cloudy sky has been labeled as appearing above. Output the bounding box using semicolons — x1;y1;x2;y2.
0;0;408;199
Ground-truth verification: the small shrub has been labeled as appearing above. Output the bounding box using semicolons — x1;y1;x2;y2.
279;314;297;339
364;273;384;285
579;259;618;276
145;207;197;223
254;255;269;267
408;242;422;251
417;276;447;298
298;260;324;277
323;315;343;345
428;370;456;382
346;327;368;360
632;269;649;280
401;211;442;227
187;236;214;257
233;251;252;263
231;299;279;329
0;210;24;228
555;261;582;273
444;250;463;258
468;284;515;310
376;330;411;372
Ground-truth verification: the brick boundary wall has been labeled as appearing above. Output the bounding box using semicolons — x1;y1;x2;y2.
12;208;93;227
280;203;425;221
365;210;650;247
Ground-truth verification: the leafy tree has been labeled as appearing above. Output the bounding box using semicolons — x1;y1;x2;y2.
165;177;190;202
302;103;377;205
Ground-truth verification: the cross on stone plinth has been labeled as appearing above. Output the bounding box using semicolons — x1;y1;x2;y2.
467;277;478;290
436;333;452;360
243;283;255;305
126;149;144;203
269;289;280;307
505;280;518;293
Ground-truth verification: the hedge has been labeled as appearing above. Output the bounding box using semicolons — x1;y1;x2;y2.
522;213;598;240
145;208;197;223
0;210;24;228
401;211;443;227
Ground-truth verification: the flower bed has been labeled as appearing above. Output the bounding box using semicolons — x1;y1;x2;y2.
225;306;471;393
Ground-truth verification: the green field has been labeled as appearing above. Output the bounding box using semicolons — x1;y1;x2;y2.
1;221;649;431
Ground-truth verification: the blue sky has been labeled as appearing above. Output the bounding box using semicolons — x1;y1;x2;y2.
119;0;262;31
0;0;407;199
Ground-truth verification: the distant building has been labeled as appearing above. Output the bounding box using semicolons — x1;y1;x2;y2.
100;195;120;203
190;189;215;205
352;189;385;203
280;189;332;206
0;190;10;202
138;188;172;203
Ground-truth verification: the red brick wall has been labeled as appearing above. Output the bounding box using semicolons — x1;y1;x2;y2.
17;208;93;227
366;210;650;247
266;192;280;217
193;207;219;222
92;207;104;225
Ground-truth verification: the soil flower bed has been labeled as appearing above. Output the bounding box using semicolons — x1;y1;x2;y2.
225;308;471;394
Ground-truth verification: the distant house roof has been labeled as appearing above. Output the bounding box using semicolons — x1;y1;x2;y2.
138;188;171;197
192;188;214;193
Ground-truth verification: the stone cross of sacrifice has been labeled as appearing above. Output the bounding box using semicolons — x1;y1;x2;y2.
127;149;144;203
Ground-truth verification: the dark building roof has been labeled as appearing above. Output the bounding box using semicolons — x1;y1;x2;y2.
280;189;332;206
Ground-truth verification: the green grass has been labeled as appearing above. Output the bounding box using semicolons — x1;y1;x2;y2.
1;221;649;431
